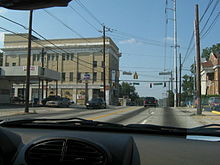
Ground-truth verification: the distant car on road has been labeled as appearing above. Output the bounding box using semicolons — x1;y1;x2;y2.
208;97;220;110
46;97;70;108
144;97;157;107
86;98;106;109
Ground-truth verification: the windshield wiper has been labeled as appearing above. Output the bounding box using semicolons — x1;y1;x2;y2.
126;124;187;134
187;124;220;136
0;117;124;128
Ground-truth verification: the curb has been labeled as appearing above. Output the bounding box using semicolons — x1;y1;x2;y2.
211;111;220;115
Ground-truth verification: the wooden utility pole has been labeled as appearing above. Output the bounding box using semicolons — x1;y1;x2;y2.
179;53;182;106
24;10;33;113
103;25;106;102
41;48;45;100
195;4;202;115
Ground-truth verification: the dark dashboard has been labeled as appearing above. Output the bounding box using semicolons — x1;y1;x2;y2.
1;124;220;165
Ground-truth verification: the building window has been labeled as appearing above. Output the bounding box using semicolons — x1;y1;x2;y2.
66;54;70;60
52;54;55;61
62;54;66;60
62;72;66;81
47;54;51;61
33;54;36;61
71;53;74;60
77;72;81;81
5;63;9;66
12;62;16;66
70;72;73;81
102;61;105;67
93;72;97;81
93;61;97;67
101;72;104;81
37;54;40;61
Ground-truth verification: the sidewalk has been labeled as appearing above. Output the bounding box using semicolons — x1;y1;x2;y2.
177;107;220;125
0;104;125;118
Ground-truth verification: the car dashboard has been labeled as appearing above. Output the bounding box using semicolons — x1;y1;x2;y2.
0;125;220;165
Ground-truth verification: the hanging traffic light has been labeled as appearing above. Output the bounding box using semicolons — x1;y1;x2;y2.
150;83;152;88
133;72;138;79
164;82;166;87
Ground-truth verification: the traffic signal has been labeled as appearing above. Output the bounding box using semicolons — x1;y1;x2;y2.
164;82;166;87
150;83;152;88
133;72;138;79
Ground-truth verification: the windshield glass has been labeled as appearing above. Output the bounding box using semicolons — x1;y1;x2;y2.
0;0;219;130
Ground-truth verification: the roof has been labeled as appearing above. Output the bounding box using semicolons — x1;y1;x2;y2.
202;61;213;68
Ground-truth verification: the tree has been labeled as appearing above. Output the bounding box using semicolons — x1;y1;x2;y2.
118;82;139;101
202;43;220;60
181;74;194;104
167;90;174;107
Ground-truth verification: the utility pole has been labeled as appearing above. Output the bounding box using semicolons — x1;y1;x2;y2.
24;10;33;113
103;25;106;102
85;80;88;105
56;54;58;96
173;0;178;107
179;53;182;106
41;48;45;100
194;4;202;115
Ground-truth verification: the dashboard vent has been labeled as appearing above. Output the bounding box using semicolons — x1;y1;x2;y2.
25;139;108;165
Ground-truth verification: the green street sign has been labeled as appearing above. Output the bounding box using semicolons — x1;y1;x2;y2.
153;83;163;85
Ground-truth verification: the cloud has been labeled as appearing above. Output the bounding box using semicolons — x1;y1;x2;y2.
165;37;174;41
119;38;138;44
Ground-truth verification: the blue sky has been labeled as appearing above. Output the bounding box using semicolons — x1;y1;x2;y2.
0;0;219;99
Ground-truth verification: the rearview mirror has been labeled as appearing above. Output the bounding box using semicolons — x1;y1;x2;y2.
0;0;72;10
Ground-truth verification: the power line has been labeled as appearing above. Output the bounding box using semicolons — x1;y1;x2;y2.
75;0;102;26
200;0;214;22
201;12;220;38
43;9;91;43
200;0;220;35
69;5;100;32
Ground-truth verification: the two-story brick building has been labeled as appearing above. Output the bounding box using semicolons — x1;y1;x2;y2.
201;52;220;95
1;33;121;105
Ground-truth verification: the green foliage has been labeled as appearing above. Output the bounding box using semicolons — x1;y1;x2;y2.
167;90;174;107
118;82;139;101
181;74;194;104
202;43;220;60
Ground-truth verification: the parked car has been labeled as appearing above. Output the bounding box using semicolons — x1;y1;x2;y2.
41;96;61;106
144;97;157;107
46;97;70;108
208;97;220;110
86;98;106;109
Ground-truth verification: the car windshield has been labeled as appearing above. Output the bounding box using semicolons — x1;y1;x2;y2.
0;0;220;131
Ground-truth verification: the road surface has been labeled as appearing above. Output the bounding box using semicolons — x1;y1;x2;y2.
0;106;202;128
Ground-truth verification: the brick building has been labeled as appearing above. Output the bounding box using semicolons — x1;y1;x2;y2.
1;33;121;105
201;52;220;95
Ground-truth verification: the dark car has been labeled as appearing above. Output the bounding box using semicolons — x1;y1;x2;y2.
41;96;61;106
86;98;106;109
144;97;157;107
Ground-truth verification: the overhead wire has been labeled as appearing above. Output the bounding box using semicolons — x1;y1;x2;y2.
69;5;100;32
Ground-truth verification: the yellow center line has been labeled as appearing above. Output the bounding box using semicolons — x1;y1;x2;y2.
86;107;139;120
212;111;220;115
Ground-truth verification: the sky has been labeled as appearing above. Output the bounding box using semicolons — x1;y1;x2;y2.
0;0;219;99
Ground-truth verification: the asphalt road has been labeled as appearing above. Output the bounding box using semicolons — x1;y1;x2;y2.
0;106;202;128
